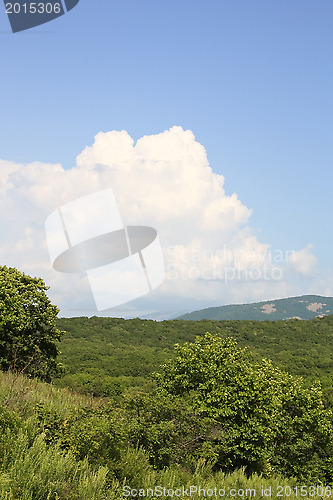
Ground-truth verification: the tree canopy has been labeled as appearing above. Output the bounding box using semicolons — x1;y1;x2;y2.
155;332;333;481
0;266;63;381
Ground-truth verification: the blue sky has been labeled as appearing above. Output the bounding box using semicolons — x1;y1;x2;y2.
0;1;332;317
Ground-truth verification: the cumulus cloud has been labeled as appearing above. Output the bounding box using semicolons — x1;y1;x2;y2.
0;126;320;316
287;244;318;277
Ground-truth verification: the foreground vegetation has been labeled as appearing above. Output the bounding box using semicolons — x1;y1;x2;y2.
0;367;332;499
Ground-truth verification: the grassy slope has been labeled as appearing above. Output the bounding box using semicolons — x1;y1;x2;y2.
2;371;325;498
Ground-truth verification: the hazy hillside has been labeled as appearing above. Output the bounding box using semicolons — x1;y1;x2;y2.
177;295;333;321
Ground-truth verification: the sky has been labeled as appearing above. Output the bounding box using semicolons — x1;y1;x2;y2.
0;0;332;319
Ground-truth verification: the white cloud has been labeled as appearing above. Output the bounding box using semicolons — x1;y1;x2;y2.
0;126;322;317
287;244;318;277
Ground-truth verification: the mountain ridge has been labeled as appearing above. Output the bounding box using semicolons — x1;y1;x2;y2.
177;294;333;321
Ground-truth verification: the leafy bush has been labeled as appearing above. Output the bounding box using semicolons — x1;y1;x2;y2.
34;401;126;468
0;404;21;433
123;388;223;469
155;332;333;482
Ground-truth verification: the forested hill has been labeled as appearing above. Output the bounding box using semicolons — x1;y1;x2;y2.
56;314;333;404
177;294;333;321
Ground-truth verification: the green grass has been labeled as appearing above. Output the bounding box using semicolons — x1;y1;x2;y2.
0;429;109;500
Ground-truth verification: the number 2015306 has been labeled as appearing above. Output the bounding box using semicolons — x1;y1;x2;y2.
5;3;62;14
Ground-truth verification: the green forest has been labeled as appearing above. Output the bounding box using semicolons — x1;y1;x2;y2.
55;315;333;406
0;267;333;499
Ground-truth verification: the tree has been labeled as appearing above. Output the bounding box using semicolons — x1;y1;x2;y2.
0;266;64;381
123;387;224;469
154;332;333;481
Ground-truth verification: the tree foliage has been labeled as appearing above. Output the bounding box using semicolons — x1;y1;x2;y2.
0;266;63;381
155;333;333;481
123;387;224;469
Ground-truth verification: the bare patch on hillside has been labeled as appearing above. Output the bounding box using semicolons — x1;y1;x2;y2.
307;302;325;312
261;304;277;314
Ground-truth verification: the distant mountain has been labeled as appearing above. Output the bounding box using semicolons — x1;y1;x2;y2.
177;295;333;321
